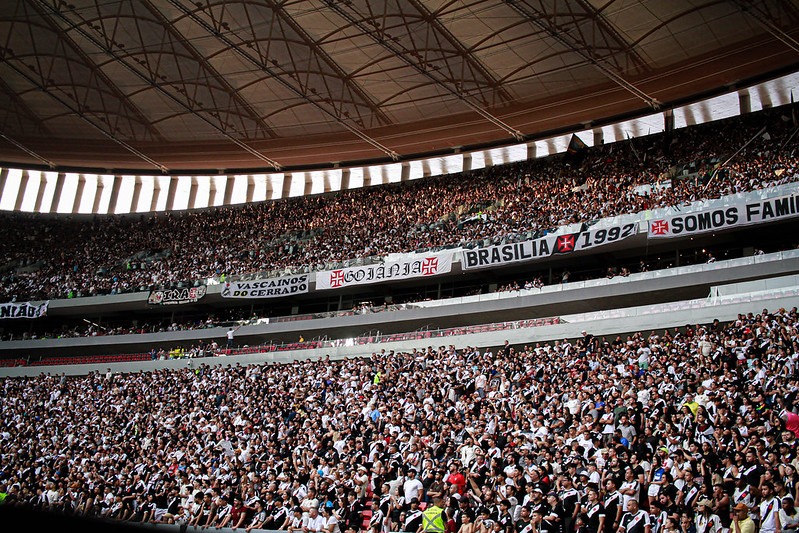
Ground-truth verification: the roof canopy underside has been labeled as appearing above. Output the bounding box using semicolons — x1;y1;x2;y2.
0;0;798;173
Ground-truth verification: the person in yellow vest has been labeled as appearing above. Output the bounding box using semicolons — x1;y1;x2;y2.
418;496;448;533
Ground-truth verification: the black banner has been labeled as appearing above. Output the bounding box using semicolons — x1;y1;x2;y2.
147;285;207;306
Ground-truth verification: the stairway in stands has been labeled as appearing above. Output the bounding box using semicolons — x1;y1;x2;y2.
361;482;374;531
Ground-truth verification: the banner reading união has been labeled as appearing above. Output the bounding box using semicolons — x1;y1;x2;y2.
0;300;49;319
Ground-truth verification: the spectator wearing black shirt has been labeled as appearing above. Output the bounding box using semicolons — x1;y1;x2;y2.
603;478;623;533
580;487;605;533
557;475;581;533
544;492;567;533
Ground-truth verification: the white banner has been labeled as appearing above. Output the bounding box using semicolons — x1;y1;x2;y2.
647;193;799;238
0;300;49;319
221;275;310;299
461;222;639;270
316;253;453;290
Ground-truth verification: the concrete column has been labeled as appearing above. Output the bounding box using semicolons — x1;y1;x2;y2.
401;162;411;181
0;168;8;204
462;154;472;173
51;172;66;213
739;91;751;114
340;168;351;191
150;177;162;212
664;109;675;133
264;175;273;200
92;177;105;214
106;176;121;214
35;173;49;213
323;171;335;193
526;142;537;160
593;129;604;147
421;160;431;178
13;170;30;211
165;176;179;210
304;173;313;196
246;175;255;203
187;177;199;209
71;174;87;213
129;176;142;213
281;173;292;198
223;176;235;205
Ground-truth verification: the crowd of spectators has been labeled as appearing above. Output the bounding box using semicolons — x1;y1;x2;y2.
0;105;798;303
1;305;799;533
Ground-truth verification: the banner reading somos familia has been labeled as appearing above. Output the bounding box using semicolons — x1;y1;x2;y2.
316;253;453;290
647;193;799;238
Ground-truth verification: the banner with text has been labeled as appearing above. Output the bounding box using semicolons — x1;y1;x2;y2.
0;300;49;319
148;285;207;306
221;275;310;299
647;193;799;238
461;222;639;270
316;254;453;290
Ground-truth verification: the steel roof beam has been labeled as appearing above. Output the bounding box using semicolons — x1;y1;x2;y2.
505;0;661;110
168;0;400;161
34;0;283;170
325;0;526;142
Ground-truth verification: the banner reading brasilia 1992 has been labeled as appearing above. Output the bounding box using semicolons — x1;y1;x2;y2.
460;222;639;271
647;193;799;238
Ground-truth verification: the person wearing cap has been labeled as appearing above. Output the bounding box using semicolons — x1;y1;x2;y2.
418;496;447;533
267;498;292;530
694;498;721;533
759;482;782;533
618;499;651;533
404;469;426;505
527;487;547;517
544;492;566;531
403;498;425;532
286;505;307;533
732;502;755;533
245;500;268;533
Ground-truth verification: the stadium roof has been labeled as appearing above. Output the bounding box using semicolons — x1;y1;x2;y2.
0;0;798;174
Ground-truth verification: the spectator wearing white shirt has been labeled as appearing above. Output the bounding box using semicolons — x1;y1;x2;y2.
403;469;425;503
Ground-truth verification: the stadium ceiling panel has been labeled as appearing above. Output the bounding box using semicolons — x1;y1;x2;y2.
0;0;797;173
